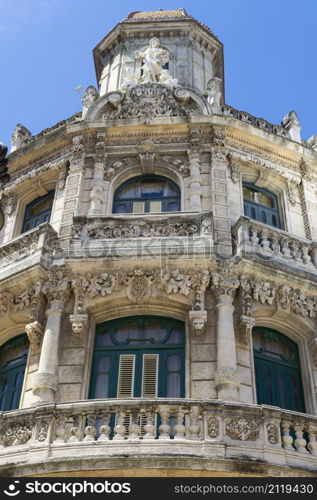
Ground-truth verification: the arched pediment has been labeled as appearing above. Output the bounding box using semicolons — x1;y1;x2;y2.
85;83;210;124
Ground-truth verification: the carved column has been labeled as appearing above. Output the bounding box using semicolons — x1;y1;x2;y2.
32;292;66;404
187;128;202;212
32;267;70;404
89;133;107;215
211;267;240;401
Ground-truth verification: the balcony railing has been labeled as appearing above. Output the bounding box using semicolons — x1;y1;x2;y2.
0;223;59;280
69;212;213;259
0;400;316;474
233;216;317;275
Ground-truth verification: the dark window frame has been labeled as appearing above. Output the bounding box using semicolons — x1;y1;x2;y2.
22;190;55;234
113;175;180;214
243;182;282;229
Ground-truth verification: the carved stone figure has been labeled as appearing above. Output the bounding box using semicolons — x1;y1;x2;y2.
121;67;140;91
10;124;32;152
136;38;170;84
82;86;99;118
205;77;222;114
0;142;10;184
281;111;301;143
69;313;88;335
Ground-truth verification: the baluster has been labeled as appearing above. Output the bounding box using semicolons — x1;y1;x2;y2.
250;228;259;246
143;409;156;440
301;244;312;266
294;422;308;453
291;240;302;264
271;235;281;257
158;406;171;440
307;424;317;456
114;410;126;440
98;412;111;441
188;406;200;440
55;415;67;443
281;420;293;450
83;414;96;441
68;415;82;442
128;411;141;441
260;229;271;254
174;407;186;440
281;238;292;259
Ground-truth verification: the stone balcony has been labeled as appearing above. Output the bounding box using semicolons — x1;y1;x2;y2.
1;399;317;476
0;223;59;281
69;211;213;260
233;216;317;277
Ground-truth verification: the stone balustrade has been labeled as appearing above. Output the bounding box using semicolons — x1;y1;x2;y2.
233;216;317;275
0;399;316;475
70;212;213;259
0;223;59;280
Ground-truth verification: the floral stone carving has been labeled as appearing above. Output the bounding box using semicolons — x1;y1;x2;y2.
0;422;33;447
97;83;202;125
266;423;279;444
225;417;259;441
207;417;219;438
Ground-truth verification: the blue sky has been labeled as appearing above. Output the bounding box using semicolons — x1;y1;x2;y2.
1;0;316;148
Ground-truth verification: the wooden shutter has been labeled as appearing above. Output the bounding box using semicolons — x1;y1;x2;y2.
132;202;145;214
141;354;159;398
149;201;162;213
117;354;135;398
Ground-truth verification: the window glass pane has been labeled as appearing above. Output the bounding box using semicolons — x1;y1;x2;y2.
167;355;180;371
243;187;274;208
253;329;297;362
166;373;180;397
95;374;110;398
117;178;178;199
29;196;54;216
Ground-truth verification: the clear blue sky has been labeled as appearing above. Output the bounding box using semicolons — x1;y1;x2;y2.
1;0;316;148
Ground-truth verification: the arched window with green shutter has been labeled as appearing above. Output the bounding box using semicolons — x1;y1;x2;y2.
253;326;305;412
0;334;29;411
89;316;185;399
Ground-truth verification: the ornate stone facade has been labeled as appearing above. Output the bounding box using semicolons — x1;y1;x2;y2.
0;8;316;478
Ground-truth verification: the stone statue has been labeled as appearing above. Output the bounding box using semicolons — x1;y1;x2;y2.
82;86;99;118
121;67;140;91
0;142;10;184
136;37;170;84
281;111;301;143
10;124;31;152
205;77;222;114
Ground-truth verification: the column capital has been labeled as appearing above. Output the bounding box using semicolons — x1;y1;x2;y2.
211;267;239;300
25;321;44;348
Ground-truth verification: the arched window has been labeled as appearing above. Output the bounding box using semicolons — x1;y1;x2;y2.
0;334;29;411
113;175;180;214
253;327;305;412
22;190;55;233
243;183;281;228
89;316;185;399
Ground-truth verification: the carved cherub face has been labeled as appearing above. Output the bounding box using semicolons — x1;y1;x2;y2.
193;317;205;330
